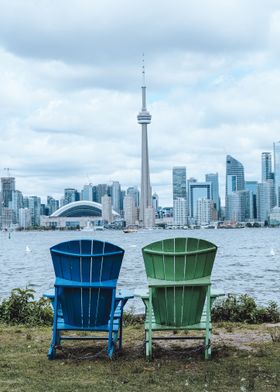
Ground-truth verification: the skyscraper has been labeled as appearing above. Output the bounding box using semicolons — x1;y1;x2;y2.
101;194;112;223
123;195;137;226
127;186;140;207
64;188;80;205
28;196;41;226
196;198;215;226
261;152;272;182
173;197;188;226
111;181;121;213
273;142;280;206
226;190;250;222
81;184;93;201
245;181;258;220
1;177;15;208
225;155;245;220
137;63;154;228
205;173;220;217
257;181;274;223
188;181;211;222
172;167;187;200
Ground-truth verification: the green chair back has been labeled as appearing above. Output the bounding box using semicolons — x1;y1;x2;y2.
142;237;217;327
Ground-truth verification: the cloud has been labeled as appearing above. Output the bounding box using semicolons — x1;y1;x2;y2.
0;1;280;205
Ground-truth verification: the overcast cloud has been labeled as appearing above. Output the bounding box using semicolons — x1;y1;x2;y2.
0;0;280;205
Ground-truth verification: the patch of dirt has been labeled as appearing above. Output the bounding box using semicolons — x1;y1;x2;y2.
212;329;272;351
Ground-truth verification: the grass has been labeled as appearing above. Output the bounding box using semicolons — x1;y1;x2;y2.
0;323;280;392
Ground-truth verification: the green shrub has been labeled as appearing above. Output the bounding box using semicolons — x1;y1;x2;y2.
0;288;53;326
212;294;280;324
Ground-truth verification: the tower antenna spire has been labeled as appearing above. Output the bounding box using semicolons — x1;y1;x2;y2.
142;53;146;87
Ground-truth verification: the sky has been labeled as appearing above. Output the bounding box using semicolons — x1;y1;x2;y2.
1;0;280;206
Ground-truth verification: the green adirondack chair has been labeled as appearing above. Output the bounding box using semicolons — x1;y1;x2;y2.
141;237;218;359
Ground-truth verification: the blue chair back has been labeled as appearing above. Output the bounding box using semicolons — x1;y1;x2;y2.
50;239;124;282
50;239;124;327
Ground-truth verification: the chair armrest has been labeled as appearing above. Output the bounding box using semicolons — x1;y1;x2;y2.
43;293;55;300
210;292;225;308
134;288;148;299
115;289;134;301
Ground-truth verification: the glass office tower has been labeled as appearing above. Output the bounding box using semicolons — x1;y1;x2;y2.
273;142;280;206
172;167;187;200
225;155;245;220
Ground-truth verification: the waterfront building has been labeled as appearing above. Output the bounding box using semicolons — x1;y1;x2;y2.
127;186;140;207
64;188;80;205
40;204;48;216
120;190;126;213
245;181;258;220
205;173;220;217
1;177;15;208
269;207;280;226
123;195;137;226
28;196;41;226
257;181;275;223
81;184;93;201
111;181;121;213
95;184;108;204
47;196;59;215
101;194;112;223
41;201;119;228
225;155;245;220
226;190;250;222
196;198;215;226
1;208;13;229
9;190;23;224
173;167;187;200
225;155;245;194
273;141;280;206
261;152;273;182
23;197;29;208
173;197;188;226
188;181;211;223
144;206;155;228
152;193;159;213
137;64;154;228
19;208;31;229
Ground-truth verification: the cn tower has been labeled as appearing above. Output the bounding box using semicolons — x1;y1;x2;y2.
137;60;154;227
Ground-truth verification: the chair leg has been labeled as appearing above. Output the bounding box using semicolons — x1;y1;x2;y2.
145;330;149;359
118;319;123;351
48;329;59;360
145;330;152;360
205;329;211;359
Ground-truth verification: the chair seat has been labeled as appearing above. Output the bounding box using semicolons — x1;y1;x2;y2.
57;319;121;332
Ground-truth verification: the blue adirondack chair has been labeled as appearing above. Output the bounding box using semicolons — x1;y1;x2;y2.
46;239;133;359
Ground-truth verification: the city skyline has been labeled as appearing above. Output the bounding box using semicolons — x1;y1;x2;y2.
1;2;280;205
1;145;279;208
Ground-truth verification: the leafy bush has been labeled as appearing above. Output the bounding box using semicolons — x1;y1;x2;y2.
0;288;53;326
212;294;280;324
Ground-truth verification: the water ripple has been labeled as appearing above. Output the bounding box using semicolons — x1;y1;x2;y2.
1;228;280;312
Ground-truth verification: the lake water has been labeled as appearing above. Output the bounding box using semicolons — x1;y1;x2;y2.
0;228;279;312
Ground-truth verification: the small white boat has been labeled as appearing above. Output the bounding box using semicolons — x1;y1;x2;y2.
270;248;275;256
123;227;138;233
25;245;31;252
95;226;104;231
